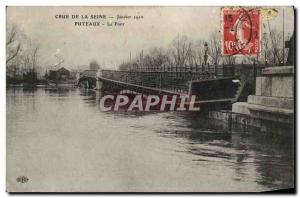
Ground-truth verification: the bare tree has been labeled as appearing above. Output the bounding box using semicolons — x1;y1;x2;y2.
208;30;221;65
6;25;18;46
222;56;236;65
185;43;196;68
6;25;21;64
118;62;131;71
193;40;206;66
6;24;42;83
21;40;40;70
267;29;287;65
141;48;170;71
31;46;39;69
170;35;192;70
6;44;21;64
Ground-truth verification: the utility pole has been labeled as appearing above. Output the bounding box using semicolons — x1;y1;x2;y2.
282;7;285;65
129;51;132;71
204;42;208;74
140;50;143;71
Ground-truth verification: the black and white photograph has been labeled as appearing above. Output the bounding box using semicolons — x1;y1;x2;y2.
5;5;295;193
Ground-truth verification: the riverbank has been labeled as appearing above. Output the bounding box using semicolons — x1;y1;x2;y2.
7;81;77;88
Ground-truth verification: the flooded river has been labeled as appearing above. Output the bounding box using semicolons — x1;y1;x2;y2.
6;87;294;192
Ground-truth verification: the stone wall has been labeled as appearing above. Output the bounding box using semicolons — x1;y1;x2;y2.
210;66;294;134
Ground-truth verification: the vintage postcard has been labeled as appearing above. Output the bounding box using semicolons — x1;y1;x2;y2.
6;6;295;192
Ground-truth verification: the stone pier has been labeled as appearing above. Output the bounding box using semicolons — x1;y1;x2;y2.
209;66;294;134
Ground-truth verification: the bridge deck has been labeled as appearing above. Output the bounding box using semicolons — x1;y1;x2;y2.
99;76;184;95
98;77;237;105
78;69;241;105
195;98;236;104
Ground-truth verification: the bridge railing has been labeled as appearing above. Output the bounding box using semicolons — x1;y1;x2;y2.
101;65;233;93
100;64;268;93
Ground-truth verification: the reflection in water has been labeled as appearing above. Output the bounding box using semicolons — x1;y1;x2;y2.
6;87;294;192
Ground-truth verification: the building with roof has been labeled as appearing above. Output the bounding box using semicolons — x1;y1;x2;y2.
49;67;70;81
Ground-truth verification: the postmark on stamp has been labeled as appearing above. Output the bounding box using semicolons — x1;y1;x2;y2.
221;7;260;56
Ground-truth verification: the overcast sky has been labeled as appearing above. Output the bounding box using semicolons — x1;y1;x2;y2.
7;6;294;70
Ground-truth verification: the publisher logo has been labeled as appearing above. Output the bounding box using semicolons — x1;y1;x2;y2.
16;176;29;183
99;94;201;112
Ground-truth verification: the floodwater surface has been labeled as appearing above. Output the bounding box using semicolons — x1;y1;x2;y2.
6;87;294;192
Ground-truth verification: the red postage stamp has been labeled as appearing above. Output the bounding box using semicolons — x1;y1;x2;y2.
221;7;260;56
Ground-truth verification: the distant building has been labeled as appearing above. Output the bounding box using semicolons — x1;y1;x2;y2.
49;67;70;81
89;61;100;70
69;70;80;80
